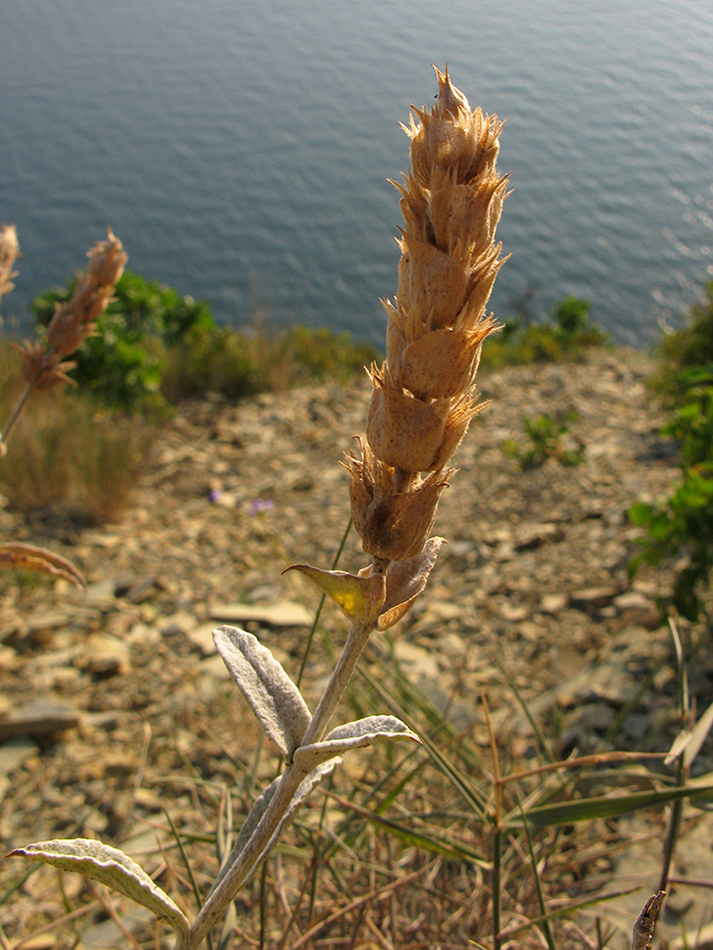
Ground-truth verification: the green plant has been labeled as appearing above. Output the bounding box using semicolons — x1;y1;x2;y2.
5;71;689;950
160;323;267;402
630;365;713;622
504;411;584;470
30;269;215;414
277;325;381;384
649;282;713;405
9;66;511;950
481;297;607;370
31;272;382;411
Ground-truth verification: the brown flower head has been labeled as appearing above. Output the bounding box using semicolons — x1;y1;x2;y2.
349;66;508;563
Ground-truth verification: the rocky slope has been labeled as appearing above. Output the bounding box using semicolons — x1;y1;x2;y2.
1;347;710;949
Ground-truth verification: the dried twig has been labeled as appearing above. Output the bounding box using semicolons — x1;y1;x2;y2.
632;891;666;950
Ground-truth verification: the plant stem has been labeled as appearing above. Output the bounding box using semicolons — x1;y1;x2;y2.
187;616;376;949
0;382;33;448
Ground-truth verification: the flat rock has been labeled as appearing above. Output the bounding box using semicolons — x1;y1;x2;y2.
186;622;220;655
570;586;619;611
0;699;81;741
514;522;564;551
540;592;568;614
613;590;654;611
0;737;39;777
74;633;131;676
209;600;313;627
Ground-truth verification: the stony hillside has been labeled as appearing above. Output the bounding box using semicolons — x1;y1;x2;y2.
2;347;711;948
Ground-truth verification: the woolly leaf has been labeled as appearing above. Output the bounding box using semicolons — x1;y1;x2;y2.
9;839;188;936
209;759;340;894
293;715;420;772
214;626;311;757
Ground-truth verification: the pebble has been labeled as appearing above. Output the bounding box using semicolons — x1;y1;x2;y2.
209;600;314;627
0;699;80;741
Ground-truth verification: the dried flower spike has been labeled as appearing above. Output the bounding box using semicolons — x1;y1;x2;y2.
0;223;20;299
346;66;508;563
1;228;126;450
46;227;127;355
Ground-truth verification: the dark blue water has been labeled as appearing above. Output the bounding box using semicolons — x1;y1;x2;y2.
2;0;712;346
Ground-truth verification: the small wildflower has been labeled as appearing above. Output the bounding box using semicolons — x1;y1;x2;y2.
251;498;275;515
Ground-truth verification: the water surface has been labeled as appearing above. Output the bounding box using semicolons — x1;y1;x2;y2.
2;0;712;346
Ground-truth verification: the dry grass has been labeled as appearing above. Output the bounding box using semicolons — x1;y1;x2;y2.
0;341;155;526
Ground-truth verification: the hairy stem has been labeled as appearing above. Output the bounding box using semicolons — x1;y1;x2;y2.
0;381;33;447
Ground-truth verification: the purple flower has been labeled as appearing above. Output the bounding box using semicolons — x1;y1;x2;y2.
251;498;275;515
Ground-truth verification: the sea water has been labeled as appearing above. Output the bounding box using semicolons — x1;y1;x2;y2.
2;0;712;346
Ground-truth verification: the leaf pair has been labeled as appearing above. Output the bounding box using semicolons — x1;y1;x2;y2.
213;625;419;767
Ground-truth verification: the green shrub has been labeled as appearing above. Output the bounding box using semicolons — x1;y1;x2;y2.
504;411;584;470
30;271;382;411
481;296;607;370
160;324;267;402
31;270;217;413
630;364;713;621
278;326;381;383
649;282;713;404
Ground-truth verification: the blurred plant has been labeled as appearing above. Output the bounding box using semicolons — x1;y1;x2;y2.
0;222;20;314
649;282;713;405
482;295;607;369
33;273;383;411
31;269;212;414
3;228;127;444
504;410;584;470
6;71;696;950
630;364;713;622
0;375;154;525
0;227;127;585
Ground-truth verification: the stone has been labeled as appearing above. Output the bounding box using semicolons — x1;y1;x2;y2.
185;622;220;655
0;699;81;741
84;578;116;608
393;641;437;680
160;611;198;637
540;592;568;614
613;590;654;612
514;522;564;551
570;586;619;611
209;600;314;628
0;349;691;948
74;634;131;676
0;737;39;777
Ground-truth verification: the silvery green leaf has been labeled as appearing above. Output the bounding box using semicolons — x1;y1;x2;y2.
292;715;420;773
684;697;713;769
666;696;713;768
208;759;339;896
214;626;312;757
9;839;189;937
